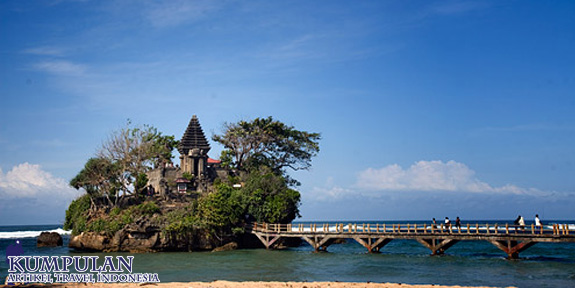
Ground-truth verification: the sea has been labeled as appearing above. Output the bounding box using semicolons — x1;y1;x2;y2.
1;221;574;288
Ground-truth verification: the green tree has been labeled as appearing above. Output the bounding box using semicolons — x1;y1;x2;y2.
198;183;244;241
199;183;243;228
145;129;179;169
241;168;301;224
212;116;321;180
71;121;178;207
96;121;178;200
69;157;120;208
63;194;91;234
212;117;316;224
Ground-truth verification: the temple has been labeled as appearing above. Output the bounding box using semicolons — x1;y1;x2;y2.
146;115;226;198
178;115;211;178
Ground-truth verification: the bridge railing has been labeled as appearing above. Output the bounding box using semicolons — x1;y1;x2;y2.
248;222;572;236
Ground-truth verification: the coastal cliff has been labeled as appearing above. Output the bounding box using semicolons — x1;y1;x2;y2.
68;221;276;253
66;196;254;252
68;225;228;252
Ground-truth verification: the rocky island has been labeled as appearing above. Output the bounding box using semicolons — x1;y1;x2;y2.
65;115;320;253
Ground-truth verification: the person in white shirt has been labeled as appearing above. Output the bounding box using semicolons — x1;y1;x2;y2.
535;214;542;226
518;215;525;231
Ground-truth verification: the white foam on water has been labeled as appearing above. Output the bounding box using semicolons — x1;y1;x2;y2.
0;228;71;239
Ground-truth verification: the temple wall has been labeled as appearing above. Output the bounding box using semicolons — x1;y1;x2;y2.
146;167;181;195
147;169;163;193
147;160;223;196
180;155;208;177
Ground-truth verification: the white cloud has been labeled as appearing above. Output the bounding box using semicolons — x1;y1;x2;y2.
142;0;220;28
32;60;87;76
310;185;354;201
356;160;543;195
0;163;80;200
22;46;66;56
306;176;357;201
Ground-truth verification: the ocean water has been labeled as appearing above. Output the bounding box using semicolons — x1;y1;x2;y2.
1;222;574;288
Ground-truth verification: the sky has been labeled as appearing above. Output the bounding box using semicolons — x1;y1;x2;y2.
1;0;574;225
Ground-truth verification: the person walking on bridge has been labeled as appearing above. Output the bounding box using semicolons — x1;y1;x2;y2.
534;214;543;234
455;217;461;231
514;215;521;232
519;215;526;231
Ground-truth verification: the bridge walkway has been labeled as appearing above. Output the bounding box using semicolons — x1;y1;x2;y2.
247;222;575;259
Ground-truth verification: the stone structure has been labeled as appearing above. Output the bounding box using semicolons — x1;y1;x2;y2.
179;115;211;178
146;115;226;197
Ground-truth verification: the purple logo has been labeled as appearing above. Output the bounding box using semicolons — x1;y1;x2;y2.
5;239;23;261
5;239;23;285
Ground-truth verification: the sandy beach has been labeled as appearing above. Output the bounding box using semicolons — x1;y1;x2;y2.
1;281;517;288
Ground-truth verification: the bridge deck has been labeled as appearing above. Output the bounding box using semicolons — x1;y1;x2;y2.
247;222;574;259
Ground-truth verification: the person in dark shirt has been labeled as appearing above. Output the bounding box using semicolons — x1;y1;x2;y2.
455;217;461;231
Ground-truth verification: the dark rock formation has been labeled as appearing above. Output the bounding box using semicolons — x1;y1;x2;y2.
69;230;228;252
212;241;238;252
68;223;303;252
37;232;63;247
68;232;111;251
68;214;233;252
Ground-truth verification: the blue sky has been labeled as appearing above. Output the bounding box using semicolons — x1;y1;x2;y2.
1;0;574;225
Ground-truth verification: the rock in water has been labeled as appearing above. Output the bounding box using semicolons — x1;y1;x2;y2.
37;232;63;247
212;241;238;252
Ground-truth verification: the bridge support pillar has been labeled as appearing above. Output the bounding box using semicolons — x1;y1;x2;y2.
416;238;459;255
302;236;335;252
489;240;536;259
253;233;282;249
352;237;392;253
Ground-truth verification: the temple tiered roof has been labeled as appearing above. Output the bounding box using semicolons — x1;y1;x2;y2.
178;115;210;155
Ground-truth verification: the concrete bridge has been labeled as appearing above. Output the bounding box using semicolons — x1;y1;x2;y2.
247;222;575;259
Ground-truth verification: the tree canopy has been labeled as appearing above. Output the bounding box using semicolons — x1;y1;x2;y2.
69;157;119;207
208;116;318;226
212;116;321;179
70;121;178;206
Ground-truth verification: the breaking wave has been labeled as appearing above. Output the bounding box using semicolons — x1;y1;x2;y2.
0;228;70;239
